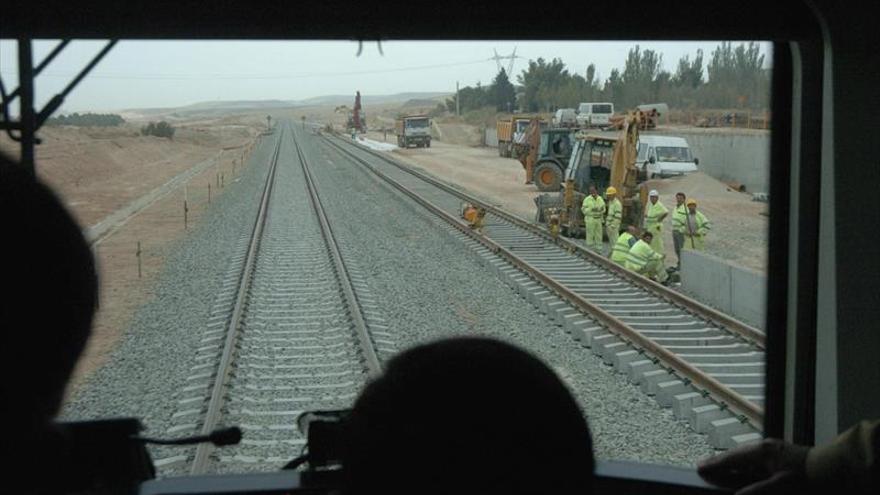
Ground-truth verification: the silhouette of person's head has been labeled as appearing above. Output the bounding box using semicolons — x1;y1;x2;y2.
1;153;97;432
343;337;594;495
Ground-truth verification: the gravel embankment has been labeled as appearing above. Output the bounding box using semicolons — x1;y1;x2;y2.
302;130;715;466
60;133;277;463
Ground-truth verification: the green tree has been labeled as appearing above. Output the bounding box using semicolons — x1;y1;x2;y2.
490;69;517;112
517;57;569;112
673;50;705;89
704;42;769;108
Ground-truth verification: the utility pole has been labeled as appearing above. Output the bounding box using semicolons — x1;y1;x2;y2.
18;39;35;176
456;81;460;117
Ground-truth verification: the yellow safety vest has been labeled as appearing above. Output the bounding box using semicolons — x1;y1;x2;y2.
581;195;606;221
671;204;688;234
645;201;668;232
612;232;636;264
606;198;622;225
626;239;661;271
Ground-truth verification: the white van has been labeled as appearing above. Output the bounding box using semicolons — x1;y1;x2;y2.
553;108;578;127
637;135;699;177
576;102;614;127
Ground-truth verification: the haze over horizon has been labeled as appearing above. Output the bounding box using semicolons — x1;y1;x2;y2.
0;40;771;114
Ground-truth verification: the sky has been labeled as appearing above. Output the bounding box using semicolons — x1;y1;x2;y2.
0;40;772;113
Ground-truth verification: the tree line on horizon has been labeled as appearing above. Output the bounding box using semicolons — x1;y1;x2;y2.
45;112;125;127
445;42;770;115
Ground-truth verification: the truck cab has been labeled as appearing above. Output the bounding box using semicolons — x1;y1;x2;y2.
637;135;699;177
396;115;432;148
576;102;615;127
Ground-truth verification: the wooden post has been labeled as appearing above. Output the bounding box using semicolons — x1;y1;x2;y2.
733;113;737;128
208;182;211;203
184;186;189;230
221;173;224;188
137;241;142;278
748;110;752;129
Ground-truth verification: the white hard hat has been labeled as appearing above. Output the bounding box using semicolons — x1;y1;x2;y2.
649;189;659;197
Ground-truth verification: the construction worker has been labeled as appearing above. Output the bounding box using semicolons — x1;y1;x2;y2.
671;192;688;268
611;226;639;266
682;198;712;250
581;185;605;252
626;231;669;284
644;189;668;256
604;186;622;253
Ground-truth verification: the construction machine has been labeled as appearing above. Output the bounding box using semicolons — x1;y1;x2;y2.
346;91;366;134
496;115;543;158
395;115;432;148
534;111;650;237
517;118;576;192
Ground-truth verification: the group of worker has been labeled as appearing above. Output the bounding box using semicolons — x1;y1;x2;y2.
581;186;712;285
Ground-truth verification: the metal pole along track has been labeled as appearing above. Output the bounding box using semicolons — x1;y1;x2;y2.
190;129;283;475
323;136;763;430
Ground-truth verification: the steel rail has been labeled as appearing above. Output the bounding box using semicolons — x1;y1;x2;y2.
332;135;765;349
323;135;763;430
190;128;283;475
291;124;382;377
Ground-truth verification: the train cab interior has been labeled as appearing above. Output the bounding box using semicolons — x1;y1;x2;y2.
3;0;878;493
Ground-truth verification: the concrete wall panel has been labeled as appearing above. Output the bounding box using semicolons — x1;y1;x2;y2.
663;129;770;194
680;249;766;330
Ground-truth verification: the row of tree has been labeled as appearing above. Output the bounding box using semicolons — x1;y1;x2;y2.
45;112;125;127
447;42;770;114
141;121;176;139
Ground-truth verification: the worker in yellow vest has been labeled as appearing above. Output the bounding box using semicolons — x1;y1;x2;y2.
670;192;688;268
581;185;605;252
611;226;639;266
605;186;622;254
626;231;669;284
644;189;669;255
682;198;712;251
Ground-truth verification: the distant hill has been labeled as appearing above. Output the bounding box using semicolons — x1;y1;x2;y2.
123;92;451;118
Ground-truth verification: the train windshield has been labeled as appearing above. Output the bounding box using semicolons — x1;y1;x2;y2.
0;39;772;478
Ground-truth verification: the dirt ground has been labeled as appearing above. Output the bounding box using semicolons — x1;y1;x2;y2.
364;130;768;273
1;118;262;395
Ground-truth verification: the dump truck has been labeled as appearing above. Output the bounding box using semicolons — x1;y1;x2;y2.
534;111;650;237
516;119;577;192
395;115;432;148
496;115;542;158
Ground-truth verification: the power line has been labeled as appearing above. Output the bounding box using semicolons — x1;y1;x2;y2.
0;58;496;81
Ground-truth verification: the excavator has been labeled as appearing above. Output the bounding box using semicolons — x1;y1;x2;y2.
534;111;650;238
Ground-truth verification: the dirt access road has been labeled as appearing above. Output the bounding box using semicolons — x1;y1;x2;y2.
363;131;768;273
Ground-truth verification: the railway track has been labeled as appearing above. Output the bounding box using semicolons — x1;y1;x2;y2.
158;123;386;475
319;132;766;449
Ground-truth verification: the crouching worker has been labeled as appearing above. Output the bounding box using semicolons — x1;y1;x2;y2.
342;337;595;495
626;231;669;284
611;225;639;267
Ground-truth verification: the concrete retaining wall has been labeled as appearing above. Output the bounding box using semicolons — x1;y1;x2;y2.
485;128;499;147
671;129;770;193
680;250;766;330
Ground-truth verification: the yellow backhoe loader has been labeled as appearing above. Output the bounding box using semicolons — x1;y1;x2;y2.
534;111;650;237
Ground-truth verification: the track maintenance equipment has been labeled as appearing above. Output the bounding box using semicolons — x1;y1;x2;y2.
534;111;650;237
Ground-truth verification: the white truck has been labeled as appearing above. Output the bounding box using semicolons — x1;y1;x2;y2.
637;135;700;177
576;102;614;128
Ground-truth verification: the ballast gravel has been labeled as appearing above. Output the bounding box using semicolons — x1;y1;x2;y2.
306;132;715;466
60;126;715;475
60;134;277;463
